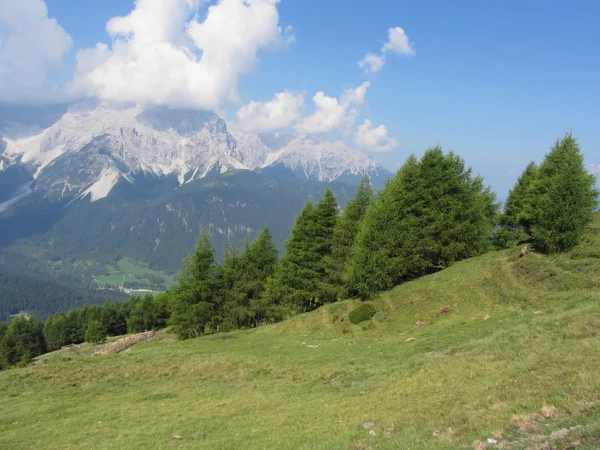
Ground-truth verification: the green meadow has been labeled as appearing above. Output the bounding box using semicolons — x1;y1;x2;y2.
93;257;175;291
1;216;599;449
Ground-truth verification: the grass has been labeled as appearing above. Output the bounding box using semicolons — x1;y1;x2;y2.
93;257;175;290
1;215;600;449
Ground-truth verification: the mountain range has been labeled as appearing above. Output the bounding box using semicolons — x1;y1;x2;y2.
0;103;390;298
0;103;388;210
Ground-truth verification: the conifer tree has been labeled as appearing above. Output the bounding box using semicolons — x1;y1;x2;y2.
0;317;46;367
347;148;497;299
346;156;422;299
85;320;107;344
221;227;279;329
414;148;497;270
169;230;223;339
502;161;538;232
329;176;374;293
43;312;69;351
263;188;339;312
528;134;598;253
127;294;169;333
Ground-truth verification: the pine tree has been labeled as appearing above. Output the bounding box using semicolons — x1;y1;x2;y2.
220;228;279;330
502;161;538;232
168;231;223;339
528;134;599;253
414;148;497;271
347;148;498;299
100;302;128;336
127;294;168;333
0;317;46;367
346;155;422;299
263;188;339;312
43;312;69;351
329;176;374;293
85;320;107;344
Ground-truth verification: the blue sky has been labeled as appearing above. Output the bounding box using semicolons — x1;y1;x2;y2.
3;0;600;197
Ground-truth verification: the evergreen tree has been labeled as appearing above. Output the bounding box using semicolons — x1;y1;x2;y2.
346;156;422;299
329;176;374;293
347;148;498;299
264;188;339;312
502;161;538;231
414;148;497;270
221;227;279;330
528;134;598;253
127;294;169;333
85;320;107;344
0;317;46;367
65;309;84;344
100;302;128;336
43;312;69;351
168;231;223;339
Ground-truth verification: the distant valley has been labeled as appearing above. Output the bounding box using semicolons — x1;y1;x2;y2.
0;103;385;298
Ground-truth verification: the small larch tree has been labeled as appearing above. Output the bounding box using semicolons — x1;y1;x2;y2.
329;175;374;295
502;161;538;233
85;320;107;344
347;148;498;299
528;133;598;253
169;230;223;339
221;227;279;330
263;188;339;312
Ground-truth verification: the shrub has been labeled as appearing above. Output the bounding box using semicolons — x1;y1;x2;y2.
349;303;377;324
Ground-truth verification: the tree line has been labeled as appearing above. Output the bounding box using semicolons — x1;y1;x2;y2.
1;134;597;369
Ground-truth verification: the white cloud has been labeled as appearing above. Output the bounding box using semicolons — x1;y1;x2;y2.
341;81;370;106
0;0;72;102
70;0;293;109
358;53;385;74
587;163;600;174
234;91;304;132
295;92;347;134
295;82;370;134
354;119;398;152
382;27;416;56
358;26;415;73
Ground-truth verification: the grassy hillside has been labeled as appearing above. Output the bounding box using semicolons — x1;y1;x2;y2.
1;215;599;449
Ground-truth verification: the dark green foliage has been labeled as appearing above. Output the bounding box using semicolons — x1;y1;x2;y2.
1;291;170;369
220;228;279;330
43;313;69;351
263;189;340;312
347;148;498;299
349;303;377;324
490;225;524;250
329;176;374;295
0;317;46;368
127;294;169;333
84;320;107;344
100;302;128;336
528;134;599;253
502;161;538;232
0;267;127;321
168;231;223;339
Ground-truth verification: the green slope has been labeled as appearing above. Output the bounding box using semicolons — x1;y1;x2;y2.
1;215;599;449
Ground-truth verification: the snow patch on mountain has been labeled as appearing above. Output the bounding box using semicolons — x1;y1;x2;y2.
232;132;384;182
0;104;388;209
0;182;32;213
79;167;122;202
